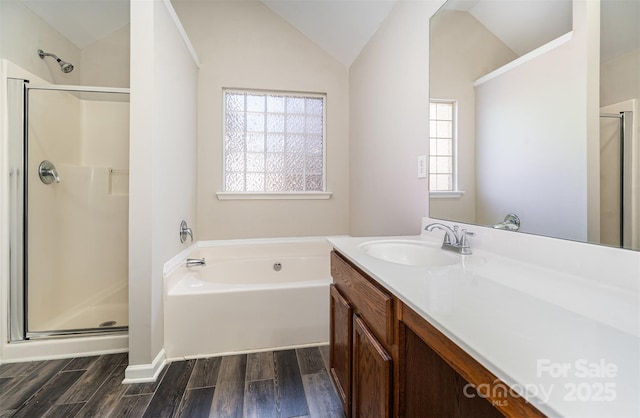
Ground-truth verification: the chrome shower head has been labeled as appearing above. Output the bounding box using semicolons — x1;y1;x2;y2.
37;49;74;73
59;61;74;73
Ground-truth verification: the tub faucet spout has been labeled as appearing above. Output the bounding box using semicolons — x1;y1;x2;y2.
186;257;206;267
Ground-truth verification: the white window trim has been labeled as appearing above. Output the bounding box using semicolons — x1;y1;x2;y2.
221;88;328;198
216;191;332;200
429;190;464;199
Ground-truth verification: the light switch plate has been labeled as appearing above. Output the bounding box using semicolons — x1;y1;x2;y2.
418;155;427;178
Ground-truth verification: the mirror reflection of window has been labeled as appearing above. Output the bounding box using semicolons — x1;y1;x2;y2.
429;100;456;192
429;0;639;250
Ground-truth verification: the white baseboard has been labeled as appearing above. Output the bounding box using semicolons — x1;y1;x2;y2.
123;349;167;384
166;341;329;362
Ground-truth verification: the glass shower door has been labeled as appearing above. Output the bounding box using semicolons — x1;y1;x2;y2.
25;85;130;337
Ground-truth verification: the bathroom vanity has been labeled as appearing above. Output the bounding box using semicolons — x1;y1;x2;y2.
328;235;639;418
330;250;541;417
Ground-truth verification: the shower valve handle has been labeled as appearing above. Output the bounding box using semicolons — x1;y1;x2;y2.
180;220;193;243
38;160;60;184
46;169;60;183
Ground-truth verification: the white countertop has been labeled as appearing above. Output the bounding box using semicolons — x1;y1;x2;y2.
328;235;640;418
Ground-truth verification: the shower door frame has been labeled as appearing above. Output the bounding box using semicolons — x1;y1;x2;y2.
9;81;130;341
7;78;27;342
600;103;637;250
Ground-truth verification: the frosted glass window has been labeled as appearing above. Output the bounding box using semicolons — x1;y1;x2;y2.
224;90;326;192
429;100;456;192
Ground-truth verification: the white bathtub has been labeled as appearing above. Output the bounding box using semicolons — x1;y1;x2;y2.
164;237;333;359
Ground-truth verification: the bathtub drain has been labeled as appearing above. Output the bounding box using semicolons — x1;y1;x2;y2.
99;320;117;327
273;262;282;272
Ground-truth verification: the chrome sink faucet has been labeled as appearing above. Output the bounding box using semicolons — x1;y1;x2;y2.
425;223;475;255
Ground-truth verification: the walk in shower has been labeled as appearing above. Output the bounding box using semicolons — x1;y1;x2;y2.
8;79;130;340
600;100;638;250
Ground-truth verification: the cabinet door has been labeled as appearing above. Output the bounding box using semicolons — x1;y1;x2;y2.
330;284;352;416
353;314;392;418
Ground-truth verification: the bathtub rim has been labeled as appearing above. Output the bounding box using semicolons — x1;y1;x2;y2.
163;235;346;276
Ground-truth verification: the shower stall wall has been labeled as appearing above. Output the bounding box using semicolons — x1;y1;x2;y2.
9;80;130;339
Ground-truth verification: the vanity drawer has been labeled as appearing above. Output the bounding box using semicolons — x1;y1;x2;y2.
331;251;394;347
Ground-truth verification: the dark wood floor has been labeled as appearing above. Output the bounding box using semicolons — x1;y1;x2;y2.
0;345;344;418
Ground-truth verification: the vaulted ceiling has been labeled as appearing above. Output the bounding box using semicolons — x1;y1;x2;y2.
18;0;640;65
260;0;396;65
18;0;396;65
20;0;130;49
446;0;573;57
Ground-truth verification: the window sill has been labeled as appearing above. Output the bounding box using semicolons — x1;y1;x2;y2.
216;192;332;200
429;190;464;199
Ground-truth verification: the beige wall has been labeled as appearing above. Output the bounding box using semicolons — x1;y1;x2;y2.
428;10;517;225
0;0;80;85
601;49;640;108
173;0;349;240
81;24;131;88
348;1;440;236
0;0;129;88
474;0;599;242
128;0;198;369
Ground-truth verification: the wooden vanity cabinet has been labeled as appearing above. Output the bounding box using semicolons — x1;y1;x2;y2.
399;305;503;417
352;315;392;418
330;249;546;418
398;304;545;418
330;251;394;418
329;285;352;414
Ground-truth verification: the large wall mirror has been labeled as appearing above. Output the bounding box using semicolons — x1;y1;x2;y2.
429;0;640;251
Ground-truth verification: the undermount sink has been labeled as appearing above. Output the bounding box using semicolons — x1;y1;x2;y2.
359;240;459;267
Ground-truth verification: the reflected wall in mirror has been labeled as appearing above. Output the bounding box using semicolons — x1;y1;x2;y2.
429;0;640;251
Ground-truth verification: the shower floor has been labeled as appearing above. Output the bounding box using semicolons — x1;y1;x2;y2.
28;283;129;335
32;302;128;333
